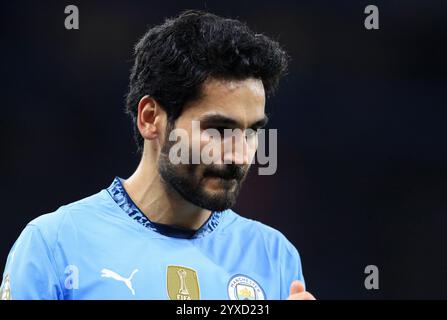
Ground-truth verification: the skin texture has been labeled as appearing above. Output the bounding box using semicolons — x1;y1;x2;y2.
124;77;265;229
288;281;316;300
123;77;316;300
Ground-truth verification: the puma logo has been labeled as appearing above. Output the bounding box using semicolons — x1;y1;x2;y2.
100;268;139;295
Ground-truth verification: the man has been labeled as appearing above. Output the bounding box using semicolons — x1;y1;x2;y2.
0;10;315;300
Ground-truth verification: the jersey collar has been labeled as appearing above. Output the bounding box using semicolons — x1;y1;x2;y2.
106;176;224;239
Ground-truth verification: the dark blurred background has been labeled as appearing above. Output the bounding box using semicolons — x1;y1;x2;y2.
1;0;446;299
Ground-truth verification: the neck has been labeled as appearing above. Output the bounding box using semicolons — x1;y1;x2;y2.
122;151;212;230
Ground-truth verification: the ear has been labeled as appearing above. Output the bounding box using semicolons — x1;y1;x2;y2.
136;95;166;141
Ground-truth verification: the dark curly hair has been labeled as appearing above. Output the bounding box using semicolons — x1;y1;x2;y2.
125;10;289;152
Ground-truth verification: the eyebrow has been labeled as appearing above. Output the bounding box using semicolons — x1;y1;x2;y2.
199;113;269;129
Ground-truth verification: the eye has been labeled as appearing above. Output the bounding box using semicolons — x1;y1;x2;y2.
213;126;227;135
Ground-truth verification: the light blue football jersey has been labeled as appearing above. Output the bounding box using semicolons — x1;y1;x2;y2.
0;177;305;300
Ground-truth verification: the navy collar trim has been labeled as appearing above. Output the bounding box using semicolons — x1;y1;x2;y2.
106;176;224;239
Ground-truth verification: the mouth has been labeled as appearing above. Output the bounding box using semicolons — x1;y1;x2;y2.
203;170;243;181
205;173;239;181
203;175;238;189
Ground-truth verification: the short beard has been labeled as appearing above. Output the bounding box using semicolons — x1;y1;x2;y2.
157;121;246;212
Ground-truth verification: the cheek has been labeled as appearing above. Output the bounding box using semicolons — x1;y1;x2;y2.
199;131;225;163
174;163;202;182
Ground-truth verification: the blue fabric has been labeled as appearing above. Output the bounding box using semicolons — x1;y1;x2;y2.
1;178;305;300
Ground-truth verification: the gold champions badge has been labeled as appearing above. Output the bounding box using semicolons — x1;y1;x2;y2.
166;265;200;300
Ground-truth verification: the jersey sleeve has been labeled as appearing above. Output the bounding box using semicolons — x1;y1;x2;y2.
0;224;63;300
280;240;305;299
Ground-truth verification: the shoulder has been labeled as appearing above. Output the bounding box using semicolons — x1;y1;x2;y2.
225;209;300;257
24;189;110;245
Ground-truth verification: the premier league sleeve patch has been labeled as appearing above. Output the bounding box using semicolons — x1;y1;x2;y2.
0;274;12;300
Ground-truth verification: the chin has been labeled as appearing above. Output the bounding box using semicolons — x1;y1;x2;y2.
201;187;227;199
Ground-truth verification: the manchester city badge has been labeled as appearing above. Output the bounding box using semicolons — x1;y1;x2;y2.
227;274;265;300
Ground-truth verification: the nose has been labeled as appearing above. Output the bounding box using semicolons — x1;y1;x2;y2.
222;130;251;165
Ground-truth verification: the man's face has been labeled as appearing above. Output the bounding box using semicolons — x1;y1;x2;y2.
158;78;267;212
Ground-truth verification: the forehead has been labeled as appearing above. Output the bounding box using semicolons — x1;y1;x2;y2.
182;77;266;125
